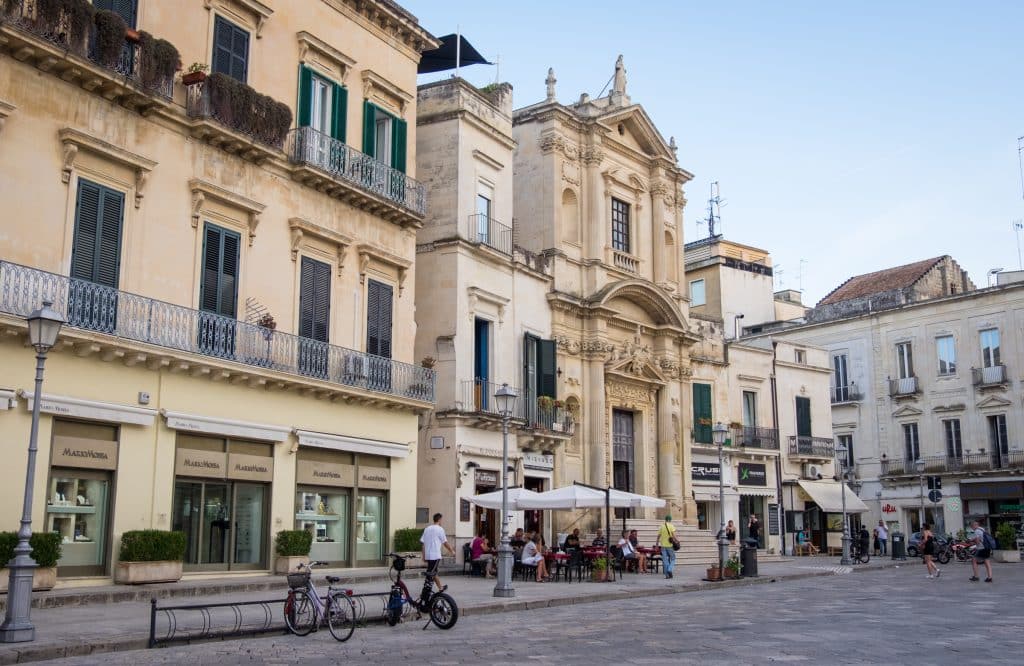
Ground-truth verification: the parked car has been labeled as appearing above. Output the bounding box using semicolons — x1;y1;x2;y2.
906;532;951;557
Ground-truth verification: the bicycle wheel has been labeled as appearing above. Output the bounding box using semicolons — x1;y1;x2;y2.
326;593;356;642
386;589;403;626
429;592;458;630
858;551;870;564
284;589;317;636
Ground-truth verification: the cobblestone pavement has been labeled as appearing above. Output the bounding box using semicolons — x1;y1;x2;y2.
51;563;1023;665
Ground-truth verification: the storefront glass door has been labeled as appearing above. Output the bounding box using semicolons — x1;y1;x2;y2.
173;480;267;570
233;483;265;568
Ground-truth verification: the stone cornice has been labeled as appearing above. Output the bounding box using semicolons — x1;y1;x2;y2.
320;0;440;56
357;243;412;294
59;127;158;208
297;31;357;82
189;179;265;246
289;217;354;275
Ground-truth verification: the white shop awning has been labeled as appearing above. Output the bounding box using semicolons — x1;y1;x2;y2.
797;480;869;513
738;487;776;497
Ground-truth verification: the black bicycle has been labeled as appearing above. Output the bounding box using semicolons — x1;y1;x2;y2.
385;553;458;630
849;540;870;564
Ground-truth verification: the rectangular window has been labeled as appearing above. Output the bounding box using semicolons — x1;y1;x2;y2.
833;353;849;400
795;397;811;437
837;434;853;469
689;279;706;307
198;223;241;358
93;0;137;27
69;179;124;334
980;329;1001;368
212;16;249;83
742;391;757;427
936;335;956;375
297;65;347;141
523;334;556;424
361;101;407;173
795;349;807;364
365;279;393;359
988;414;1009;467
473;318;491;411
298;256;331;379
903;423;920;461
943;419;962;459
692;383;712;444
611;198;630;252
476;183;493;243
896;342;914;379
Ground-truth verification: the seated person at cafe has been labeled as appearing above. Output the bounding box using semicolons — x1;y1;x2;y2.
520;534;550;582
591;529;606;548
618;530;647;573
510;528;526;550
628;529;640;549
563;528;582;551
470;531;497;577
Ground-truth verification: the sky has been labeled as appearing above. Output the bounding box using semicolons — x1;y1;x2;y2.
403;0;1024;305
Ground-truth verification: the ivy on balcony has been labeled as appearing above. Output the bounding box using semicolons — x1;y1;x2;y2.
187;72;292;150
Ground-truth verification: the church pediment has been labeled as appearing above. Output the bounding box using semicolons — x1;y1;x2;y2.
976;394;1013;410
892;405;923;419
605;340;666;384
598;106;675;161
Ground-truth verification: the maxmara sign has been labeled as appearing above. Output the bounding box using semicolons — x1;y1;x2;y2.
175;449;274;482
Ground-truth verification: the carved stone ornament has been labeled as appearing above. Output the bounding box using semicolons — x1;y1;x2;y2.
561;160;580;186
555;335;582;355
605;380;654;405
539;133;578;161
580;146;605;166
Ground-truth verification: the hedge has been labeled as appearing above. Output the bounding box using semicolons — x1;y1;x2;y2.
0;532;63;568
393;528;424;553
119;530;187;562
274;530;313;557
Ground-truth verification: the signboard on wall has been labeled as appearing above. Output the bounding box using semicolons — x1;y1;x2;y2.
51;436;118;471
296;460;355;487
768;503;780;536
738;463;767;486
692;462;721;481
475;470;499;487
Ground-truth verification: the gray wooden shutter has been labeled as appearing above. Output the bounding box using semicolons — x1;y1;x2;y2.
71;179;123;288
213;16;248;82
537;339;556;398
200;224;240;317
796;397;812;437
93;0;137;27
366;279;393;359
299;256;330;342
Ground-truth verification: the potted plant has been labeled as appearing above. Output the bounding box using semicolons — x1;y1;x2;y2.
92;9;127;68
0;532;62;592
591;555;608;582
393;527;425;563
697;417;713;427
274;529;313;574
993;523;1020;563
420;356;436;369
114;530;186;584
705;563;722;582
182;62;209;86
537;395;555;410
724;554;742;579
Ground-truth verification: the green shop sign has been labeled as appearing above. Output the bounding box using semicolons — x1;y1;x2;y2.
998;504;1024;511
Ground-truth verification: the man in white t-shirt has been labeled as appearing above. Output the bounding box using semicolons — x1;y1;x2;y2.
874;520;889;556
421;513;455;591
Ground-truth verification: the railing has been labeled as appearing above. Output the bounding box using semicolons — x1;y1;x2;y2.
732;426;780;450
459;379;527;420
881;451;1024;476
467;214;512;255
831;385;863;403
612;249;639;274
455;380;576;435
187;79;289;150
973;365;1007;386
0;261;434;403
888;376;918;396
788;436;835;458
2;0;174;99
149;597;284;648
286;127;426;216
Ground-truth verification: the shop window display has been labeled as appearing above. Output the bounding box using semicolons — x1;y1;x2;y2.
295;489;350;563
45;474;109;570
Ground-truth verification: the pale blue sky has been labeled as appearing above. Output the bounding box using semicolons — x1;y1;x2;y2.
404;0;1024;305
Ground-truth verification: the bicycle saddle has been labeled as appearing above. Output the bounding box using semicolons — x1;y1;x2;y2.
326;575;342;584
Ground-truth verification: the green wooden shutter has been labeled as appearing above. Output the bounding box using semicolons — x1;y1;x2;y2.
366;279;380;355
299;256;331;342
71;180;123;288
391;117;407;173
538;339;556;398
95;187;124;287
377;282;393;359
796;397;812;437
70;181;100;282
362;100;376;156
331;84;347;142
693;383;712;443
297;65;313;127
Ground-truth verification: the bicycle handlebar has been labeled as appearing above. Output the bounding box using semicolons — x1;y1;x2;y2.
388;552;418;559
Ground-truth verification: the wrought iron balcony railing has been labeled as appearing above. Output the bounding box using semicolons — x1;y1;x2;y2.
831;385;863;403
732;426;780;450
455;380;576;435
880;451;1024;476
286;126;426;216
459;379;528;421
467;214;512;255
888;376;919;396
0;261;434;403
788;436;836;459
972;365;1007;387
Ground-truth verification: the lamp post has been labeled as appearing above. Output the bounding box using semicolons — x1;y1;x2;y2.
0;300;64;643
834;442;851;566
493;383;518;598
712;422;729;577
915;459;926;531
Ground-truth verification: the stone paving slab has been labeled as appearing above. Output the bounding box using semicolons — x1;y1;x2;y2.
0;557;899;664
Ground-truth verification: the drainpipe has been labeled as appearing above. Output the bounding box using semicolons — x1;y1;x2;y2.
771;340;786;555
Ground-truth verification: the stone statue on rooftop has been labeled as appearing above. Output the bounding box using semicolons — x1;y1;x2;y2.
613;55;627;95
545;68;557;101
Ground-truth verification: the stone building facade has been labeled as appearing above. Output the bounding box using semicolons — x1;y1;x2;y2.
0;0;436;580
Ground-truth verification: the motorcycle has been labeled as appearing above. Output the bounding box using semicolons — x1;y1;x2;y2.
951;539;977;562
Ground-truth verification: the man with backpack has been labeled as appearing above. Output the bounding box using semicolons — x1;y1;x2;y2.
968;520;995;583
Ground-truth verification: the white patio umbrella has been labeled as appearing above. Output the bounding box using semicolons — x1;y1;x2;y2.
467;487;541;511
515;484;634;510
607;488;666;509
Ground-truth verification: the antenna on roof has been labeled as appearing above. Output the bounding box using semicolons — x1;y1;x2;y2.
797;259;808;293
774;265;785;290
1017;136;1024;201
699;181;726;239
1014;219;1023;270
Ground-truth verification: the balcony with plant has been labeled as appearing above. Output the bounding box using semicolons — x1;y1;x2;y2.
185;71;292;160
0;0;179;110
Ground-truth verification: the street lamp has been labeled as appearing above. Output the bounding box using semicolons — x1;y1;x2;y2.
493;383;518;598
833;443;851;565
915;458;926;531
0;300;64;643
712;422;730;578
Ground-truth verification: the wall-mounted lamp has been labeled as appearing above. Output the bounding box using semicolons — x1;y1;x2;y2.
465;461;480;470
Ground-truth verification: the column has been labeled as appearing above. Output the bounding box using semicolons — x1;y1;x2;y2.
651;186;666;284
586;358;606;488
656;385;678;503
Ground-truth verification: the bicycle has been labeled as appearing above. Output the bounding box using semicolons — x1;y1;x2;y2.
385;552;458;630
283;560;357;641
848;540;870;564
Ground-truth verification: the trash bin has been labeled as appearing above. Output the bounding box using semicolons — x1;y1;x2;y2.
740;540;758;577
891;532;906;560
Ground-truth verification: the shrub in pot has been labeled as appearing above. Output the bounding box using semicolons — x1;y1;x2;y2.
137;30;180;91
115;530;186;584
993;523;1020;563
0;531;62;592
706;564;722;582
724;555;742;579
274;529;313;574
35;0;95;54
591;556;608;581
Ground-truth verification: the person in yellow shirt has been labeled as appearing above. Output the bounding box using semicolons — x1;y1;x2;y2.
657;514;678;579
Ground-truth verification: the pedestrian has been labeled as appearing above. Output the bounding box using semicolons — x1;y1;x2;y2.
747;514;761;548
420;513;455;591
874;520;888;556
920;522;940;579
657;514;679;579
725;519;737;553
858;525;870;557
967;520;994;583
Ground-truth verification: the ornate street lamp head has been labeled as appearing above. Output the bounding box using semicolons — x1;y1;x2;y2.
494;383;518;418
26;299;64;354
712;422;728;447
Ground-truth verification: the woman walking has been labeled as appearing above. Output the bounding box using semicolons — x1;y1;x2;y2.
921;523;941;579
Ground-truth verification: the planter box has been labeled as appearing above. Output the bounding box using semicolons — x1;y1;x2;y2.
993;549;1020;563
182;71;207;86
706;567;722;581
275;555;310;575
114;560;183;585
0;566;57;593
723;569;739;579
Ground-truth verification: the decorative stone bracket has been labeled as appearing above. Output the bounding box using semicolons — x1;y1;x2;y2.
467;286;509;325
288;217;353;276
356;243;411;295
0;100;15;136
59;128;157;208
188;178;265;246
